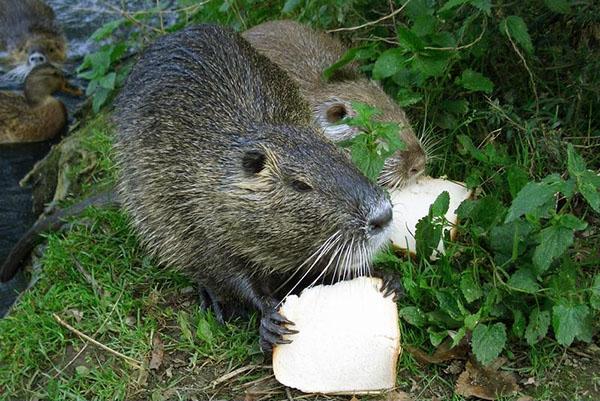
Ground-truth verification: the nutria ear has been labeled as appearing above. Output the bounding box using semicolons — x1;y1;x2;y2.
242;150;266;174
325;102;349;123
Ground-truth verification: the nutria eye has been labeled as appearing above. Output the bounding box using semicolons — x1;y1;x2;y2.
326;104;347;123
242;150;266;175
291;179;313;192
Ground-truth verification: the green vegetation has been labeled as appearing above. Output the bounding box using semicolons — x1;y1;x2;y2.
1;0;598;400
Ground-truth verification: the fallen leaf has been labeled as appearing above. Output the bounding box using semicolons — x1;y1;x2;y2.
517;396;534;401
244;391;257;401
406;336;469;365
149;333;164;371
350;396;360;401
385;390;413;401
455;359;519;400
68;309;84;323
165;366;173;378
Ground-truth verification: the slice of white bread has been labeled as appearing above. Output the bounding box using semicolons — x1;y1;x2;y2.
389;176;472;255
273;277;400;394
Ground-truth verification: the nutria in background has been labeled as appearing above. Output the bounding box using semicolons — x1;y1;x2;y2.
243;20;427;189
0;0;67;80
113;24;396;352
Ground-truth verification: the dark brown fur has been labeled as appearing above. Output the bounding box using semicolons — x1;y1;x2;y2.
113;25;393;351
243;20;427;189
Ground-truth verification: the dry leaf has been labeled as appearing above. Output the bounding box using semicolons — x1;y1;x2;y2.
244;391;257;401
455;359;519;400
385;390;413;401
68;309;84;323
517;396;534;401
350;396;360;401
149;333;164;371
406;336;469;365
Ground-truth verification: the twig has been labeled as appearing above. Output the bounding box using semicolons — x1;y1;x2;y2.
285;387;294;401
207;364;260;388
326;0;412;33
53;313;143;370
506;33;539;113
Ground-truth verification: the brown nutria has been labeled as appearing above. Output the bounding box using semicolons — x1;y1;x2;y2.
113;25;397;352
243;20;427;189
0;63;82;144
0;0;67;80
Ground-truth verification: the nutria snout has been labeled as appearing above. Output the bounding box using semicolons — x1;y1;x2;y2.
114;24;395;353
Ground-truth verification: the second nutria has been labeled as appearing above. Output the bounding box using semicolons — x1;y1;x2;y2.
113;25;395;351
0;0;67;80
243;20;427;189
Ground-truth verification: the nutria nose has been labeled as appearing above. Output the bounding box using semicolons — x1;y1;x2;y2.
28;52;46;66
368;202;393;234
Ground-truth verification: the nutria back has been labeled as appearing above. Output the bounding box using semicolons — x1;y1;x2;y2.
0;0;66;66
114;25;392;336
243;20;426;188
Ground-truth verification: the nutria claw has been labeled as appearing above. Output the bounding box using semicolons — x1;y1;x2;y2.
376;271;404;302
259;304;298;354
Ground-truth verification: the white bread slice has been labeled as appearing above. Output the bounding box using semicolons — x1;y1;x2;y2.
273;277;400;394
389;176;472;255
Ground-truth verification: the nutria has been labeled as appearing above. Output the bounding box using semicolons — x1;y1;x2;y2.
0;0;67;81
243;20;427;189
0;63;82;144
113;25;396;351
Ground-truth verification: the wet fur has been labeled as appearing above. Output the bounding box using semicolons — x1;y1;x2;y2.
113;25;391;324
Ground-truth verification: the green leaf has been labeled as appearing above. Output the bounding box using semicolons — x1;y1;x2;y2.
525;308;550;345
591;275;600;310
399;306;427;327
412;15;437;37
428;329;447;347
196;316;213;344
464;310;481;330
456;69;494;93
472;323;506;365
413;53;448;77
323;46;377;81
471;0;491;13
552;303;590;346
544;0;571;14
579;172;600;213
512;309;526;338
490;220;534;261
499;16;534;54
396;26;425;51
507;268;539;293
460;273;483;303
505;175;562;223
92;87;111;113
431;191;450;217
396;88;423;107
567;143;587;176
439;0;470;13
91;19;123;42
533;215;586;274
75;365;90;376
436;290;464;320
98;72;116;90
177;311;194;346
507;165;529;199
372;48;406;80
282;0;302;13
457;134;487;162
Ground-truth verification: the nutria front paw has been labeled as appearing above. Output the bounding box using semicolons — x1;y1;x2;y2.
259;306;298;355
375;270;404;302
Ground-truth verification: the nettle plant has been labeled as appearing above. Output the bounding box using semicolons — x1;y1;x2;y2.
323;0;600;364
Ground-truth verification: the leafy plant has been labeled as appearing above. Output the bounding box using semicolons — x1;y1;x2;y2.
338;101;406;181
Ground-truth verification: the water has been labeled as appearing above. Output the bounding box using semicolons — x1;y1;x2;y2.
0;0;151;316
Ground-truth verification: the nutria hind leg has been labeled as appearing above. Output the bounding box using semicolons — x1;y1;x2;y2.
372;268;404;302
197;285;226;324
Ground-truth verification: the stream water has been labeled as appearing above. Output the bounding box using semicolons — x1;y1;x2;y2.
0;0;152;316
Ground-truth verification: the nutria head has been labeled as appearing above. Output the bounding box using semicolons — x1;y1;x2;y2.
24;63;81;105
311;78;427;189
223;124;393;280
